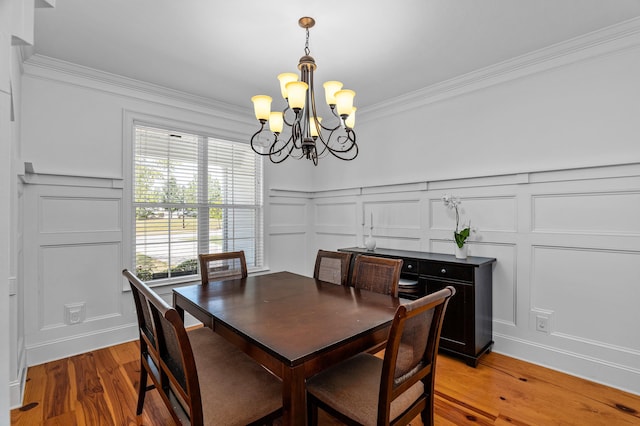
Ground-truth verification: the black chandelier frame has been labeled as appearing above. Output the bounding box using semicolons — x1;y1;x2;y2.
250;17;358;166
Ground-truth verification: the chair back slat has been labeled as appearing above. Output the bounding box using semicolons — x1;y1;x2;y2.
395;308;434;381
351;255;403;297
313;250;353;285
198;251;248;284
379;286;455;424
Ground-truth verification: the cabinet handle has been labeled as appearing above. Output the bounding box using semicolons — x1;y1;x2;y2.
407;264;413;269
441;268;447;274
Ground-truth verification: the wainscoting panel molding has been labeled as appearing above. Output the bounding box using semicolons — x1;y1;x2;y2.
531;245;640;351
269;201;307;228
430;195;518;233
39;243;121;329
532;191;640;235
278;163;640;395
364;199;422;236
40;196;121;233
23;182;134;366
314;201;359;236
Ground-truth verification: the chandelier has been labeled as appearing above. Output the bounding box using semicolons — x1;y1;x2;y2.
250;17;358;166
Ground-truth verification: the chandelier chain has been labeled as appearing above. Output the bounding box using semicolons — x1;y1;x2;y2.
304;27;310;55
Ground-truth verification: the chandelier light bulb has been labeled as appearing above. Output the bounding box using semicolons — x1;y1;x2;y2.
322;81;343;105
285;81;308;111
310;117;322;137
269;111;284;134
345;107;356;129
335;89;356;117
277;73;298;99
251;95;272;122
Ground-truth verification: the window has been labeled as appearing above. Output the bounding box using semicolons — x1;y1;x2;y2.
133;124;263;283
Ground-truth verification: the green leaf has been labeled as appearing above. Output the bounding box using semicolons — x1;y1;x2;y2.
454;227;471;248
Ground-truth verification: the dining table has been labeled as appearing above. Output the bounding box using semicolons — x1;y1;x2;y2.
172;270;404;426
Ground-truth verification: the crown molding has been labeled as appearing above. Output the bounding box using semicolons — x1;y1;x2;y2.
361;17;640;123
22;54;251;120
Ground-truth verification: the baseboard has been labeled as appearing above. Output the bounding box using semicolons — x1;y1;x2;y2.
493;334;640;396
9;365;26;409
26;323;138;367
10;337;28;409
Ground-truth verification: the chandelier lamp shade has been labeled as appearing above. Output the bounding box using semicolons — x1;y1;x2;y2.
250;17;358;166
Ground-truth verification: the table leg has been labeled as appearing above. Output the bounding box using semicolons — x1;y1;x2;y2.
282;364;307;426
173;294;185;321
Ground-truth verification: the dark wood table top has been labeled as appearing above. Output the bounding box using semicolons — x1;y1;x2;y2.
173;271;403;367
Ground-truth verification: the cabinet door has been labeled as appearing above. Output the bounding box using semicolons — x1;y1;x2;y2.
424;278;472;354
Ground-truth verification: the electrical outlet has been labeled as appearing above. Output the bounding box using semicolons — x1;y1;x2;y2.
65;303;86;325
536;315;550;334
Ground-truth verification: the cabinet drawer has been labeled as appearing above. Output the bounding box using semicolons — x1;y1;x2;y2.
422;262;473;282
402;259;418;275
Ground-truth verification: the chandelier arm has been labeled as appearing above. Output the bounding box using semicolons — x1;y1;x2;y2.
327;105;344;127
268;136;295;157
318;120;341;132
291;115;304;149
335;130;358;152
325;133;358;161
313;126;335;157
267;151;290;163
267;136;292;163
250;122;271;156
251;122;299;161
315;124;357;154
286;135;305;160
282;105;295;127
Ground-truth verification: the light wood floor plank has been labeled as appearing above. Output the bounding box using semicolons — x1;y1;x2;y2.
43;359;72;421
11;341;640;425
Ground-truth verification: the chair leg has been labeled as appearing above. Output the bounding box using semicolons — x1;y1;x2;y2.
136;360;148;415
420;401;434;426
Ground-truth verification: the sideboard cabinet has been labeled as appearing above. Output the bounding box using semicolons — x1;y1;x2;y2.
339;247;496;366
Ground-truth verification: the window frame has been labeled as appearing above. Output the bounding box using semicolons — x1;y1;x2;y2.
123;111;264;289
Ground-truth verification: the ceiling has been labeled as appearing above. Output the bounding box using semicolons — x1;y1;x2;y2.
31;1;640;111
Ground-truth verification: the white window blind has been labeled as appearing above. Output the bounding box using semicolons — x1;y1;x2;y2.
133;124;263;282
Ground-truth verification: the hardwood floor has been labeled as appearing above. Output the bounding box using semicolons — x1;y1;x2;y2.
10;340;640;425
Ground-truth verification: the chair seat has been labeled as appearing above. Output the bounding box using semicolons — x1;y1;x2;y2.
306;353;424;426
188;327;283;426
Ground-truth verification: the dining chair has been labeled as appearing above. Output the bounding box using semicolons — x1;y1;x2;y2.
306;286;456;426
313;249;353;285
123;269;282;426
198;250;248;284
350;254;403;297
